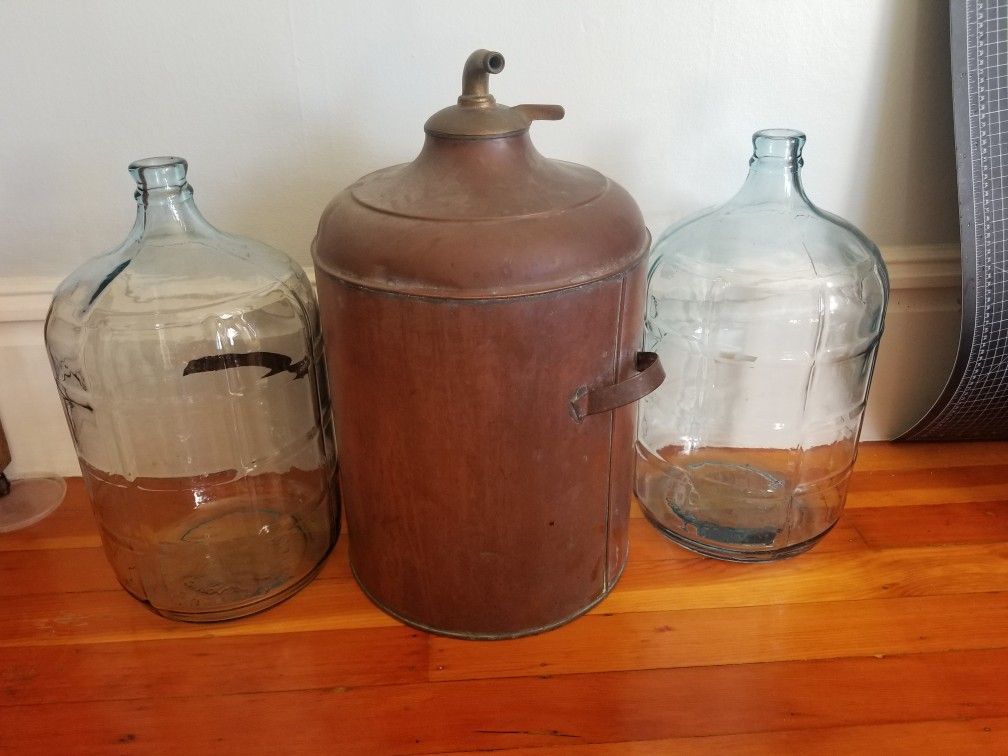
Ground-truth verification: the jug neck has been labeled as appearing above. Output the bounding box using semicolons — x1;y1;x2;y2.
128;157;212;238
731;129;810;206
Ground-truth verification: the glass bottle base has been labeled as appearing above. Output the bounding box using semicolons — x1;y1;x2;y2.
145;554;330;622
86;465;339;623
634;442;849;562
640;505;832;562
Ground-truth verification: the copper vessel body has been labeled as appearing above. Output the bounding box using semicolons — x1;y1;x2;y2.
313;51;661;638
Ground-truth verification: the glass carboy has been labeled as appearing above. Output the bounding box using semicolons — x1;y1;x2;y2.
45;157;338;620
637;130;888;561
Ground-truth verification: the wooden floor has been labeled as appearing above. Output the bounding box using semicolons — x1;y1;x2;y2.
2;442;1008;754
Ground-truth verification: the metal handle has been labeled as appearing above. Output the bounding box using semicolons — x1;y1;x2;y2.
570;352;665;422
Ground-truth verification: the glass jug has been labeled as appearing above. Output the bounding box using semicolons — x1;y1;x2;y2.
636;130;888;561
45;157;338;620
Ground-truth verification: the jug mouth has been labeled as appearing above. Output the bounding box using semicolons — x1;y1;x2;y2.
755;128;806;140
751;129;806;164
129;156;189;191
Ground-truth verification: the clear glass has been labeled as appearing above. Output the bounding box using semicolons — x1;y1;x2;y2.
637;130;888;561
0;475;66;532
0;416;65;531
45;157;338;620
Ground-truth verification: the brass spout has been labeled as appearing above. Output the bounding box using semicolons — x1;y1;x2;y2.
425;49;564;137
460;49;505;104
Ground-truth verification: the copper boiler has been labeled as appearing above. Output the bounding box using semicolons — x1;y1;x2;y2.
313;50;663;638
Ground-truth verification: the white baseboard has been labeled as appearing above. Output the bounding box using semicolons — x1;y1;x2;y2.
0;245;963;477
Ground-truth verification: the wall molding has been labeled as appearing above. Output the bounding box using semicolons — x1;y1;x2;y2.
0;245;964;477
0;244;963;325
0;276;65;324
880;244;961;290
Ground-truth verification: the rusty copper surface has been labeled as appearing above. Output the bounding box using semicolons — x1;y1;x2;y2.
313;50;660;638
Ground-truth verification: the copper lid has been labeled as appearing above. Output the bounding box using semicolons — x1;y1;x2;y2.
313;50;648;299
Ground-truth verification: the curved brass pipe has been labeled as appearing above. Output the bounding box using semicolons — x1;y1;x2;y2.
460;49;505;102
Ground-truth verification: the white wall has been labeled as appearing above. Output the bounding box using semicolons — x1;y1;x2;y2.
0;1;962;475
1;0;958;273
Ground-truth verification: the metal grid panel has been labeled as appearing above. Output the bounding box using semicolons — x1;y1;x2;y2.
903;0;1008;440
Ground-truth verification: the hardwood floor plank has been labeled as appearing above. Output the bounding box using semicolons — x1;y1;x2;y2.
6;445;998;551
2;445;1006;753
430;591;1008;681
0;575;397;648
0;626;428;707
621;518;705;562
845;464;1008;509
0;505;863;602
4;541;1006;648
452;717;1008;755
0;517;724;597
0;509;861;602
845;500;1008;549
603;541;1008;614
853;441;1008;472
2;648;1006;754
0;546;118;596
0;538;355;598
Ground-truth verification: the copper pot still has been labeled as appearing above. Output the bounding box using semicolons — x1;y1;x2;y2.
313;50;663;638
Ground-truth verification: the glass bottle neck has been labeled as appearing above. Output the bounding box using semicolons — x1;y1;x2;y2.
128;157;212;238
730;129;810;207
